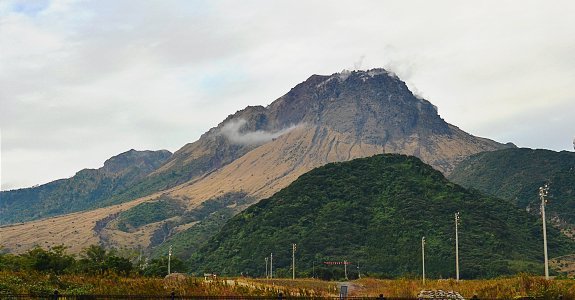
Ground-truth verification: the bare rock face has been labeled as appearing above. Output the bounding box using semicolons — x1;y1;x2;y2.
268;69;450;138
197;68;512;174
152;69;510;195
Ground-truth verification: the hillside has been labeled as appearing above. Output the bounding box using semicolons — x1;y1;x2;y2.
96;107;270;208
0;68;512;255
191;154;575;279
0;149;172;224
448;148;575;238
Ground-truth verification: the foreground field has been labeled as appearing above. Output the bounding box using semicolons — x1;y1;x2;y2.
1;271;575;299
242;277;575;299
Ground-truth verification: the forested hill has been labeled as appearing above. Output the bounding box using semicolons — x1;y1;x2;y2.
0;149;172;224
191;154;575;279
449;148;575;236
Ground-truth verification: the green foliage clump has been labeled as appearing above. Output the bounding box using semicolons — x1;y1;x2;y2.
76;245;134;276
150;192;255;260
116;197;182;232
190;154;575;279
141;256;186;277
1;244;194;280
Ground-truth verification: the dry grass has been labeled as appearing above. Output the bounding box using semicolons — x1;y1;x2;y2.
0;271;299;297
347;276;575;299
239;278;339;297
4;272;573;299
236;276;575;299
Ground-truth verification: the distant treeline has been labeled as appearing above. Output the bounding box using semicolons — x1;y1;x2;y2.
0;245;185;277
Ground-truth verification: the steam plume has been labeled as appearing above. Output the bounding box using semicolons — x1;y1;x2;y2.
220;119;299;145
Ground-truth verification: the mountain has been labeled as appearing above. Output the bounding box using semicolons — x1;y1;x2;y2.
0;68;512;254
0;149;172;224
448;148;575;238
191;154;575;279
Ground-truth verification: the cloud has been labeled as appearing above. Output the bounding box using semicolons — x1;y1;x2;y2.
352;55;365;70
220;119;299;146
1;0;575;189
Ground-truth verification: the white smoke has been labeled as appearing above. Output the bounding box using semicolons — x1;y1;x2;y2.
338;55;367;81
338;69;352;81
353;55;365;70
220;119;299;145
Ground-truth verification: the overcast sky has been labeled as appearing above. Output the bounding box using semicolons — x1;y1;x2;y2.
1;0;574;191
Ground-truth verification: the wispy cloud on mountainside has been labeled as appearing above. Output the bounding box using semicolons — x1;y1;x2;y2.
220;119;299;145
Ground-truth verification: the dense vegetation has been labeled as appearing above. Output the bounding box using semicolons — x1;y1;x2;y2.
191;154;575;279
116;197;182;232
150;193;256;259
2;244;575;298
448;148;575;226
0;150;172;225
0;270;287;297
96;157;215;208
0;245;185;279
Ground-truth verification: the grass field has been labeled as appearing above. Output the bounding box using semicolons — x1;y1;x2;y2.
1;271;574;299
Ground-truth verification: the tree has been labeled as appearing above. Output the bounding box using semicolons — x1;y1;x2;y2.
105;255;133;276
78;245;134;275
22;245;75;274
142;257;185;277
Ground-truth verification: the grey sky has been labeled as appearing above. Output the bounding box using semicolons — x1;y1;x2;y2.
1;0;574;190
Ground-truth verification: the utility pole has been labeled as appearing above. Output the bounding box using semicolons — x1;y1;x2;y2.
422;236;426;285
292;244;297;280
168;245;172;275
265;257;269;278
138;248;143;270
455;212;460;281
357;261;361;279
270;253;273;279
344;260;348;280
539;184;550;280
312;261;315;279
